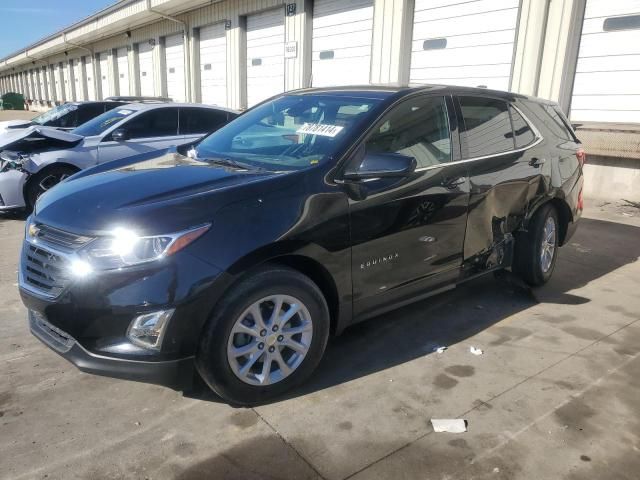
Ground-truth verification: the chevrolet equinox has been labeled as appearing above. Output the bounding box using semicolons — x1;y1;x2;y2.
19;86;584;405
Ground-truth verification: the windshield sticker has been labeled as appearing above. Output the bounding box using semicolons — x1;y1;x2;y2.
296;123;344;137
117;109;134;115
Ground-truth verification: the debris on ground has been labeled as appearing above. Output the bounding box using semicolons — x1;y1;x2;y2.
470;346;484;356
431;418;467;433
433;346;447;354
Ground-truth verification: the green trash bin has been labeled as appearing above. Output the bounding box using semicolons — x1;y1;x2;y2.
0;92;25;110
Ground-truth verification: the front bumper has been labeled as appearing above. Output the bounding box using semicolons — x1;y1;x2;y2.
0;169;27;210
29;310;195;389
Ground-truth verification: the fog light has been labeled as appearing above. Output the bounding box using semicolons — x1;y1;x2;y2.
127;309;175;350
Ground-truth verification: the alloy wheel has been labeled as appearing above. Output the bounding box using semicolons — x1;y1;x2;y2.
226;295;313;386
540;216;556;273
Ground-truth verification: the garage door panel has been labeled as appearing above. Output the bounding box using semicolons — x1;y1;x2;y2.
573;71;640;95
585;0;640;18
73;59;84;101
313;30;374;51
411;63;512;80
576;54;640;73
411;30;516;52
99;52;111;99
569;109;640;123
165;34;185;102
413;9;518;39
312;0;373;87
413;0;518;23
571;94;640;111
577;31;640;57
84;57;96;100
412;43;515;68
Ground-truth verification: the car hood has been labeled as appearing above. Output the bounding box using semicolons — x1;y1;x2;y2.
0;119;34;133
35;151;286;234
0;125;83;151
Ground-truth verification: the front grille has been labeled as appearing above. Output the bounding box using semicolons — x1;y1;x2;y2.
22;243;71;298
31;223;93;251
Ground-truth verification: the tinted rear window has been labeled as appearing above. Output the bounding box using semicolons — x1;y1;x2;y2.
180;108;229;135
459;96;514;157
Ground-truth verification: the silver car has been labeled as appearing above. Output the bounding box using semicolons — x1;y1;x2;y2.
0;103;238;211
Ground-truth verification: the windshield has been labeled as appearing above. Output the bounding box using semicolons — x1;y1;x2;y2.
195;94;382;171
72;107;136;137
32;103;78;126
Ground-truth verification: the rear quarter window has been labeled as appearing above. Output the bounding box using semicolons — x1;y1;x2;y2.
458;96;514;157
509;105;536;148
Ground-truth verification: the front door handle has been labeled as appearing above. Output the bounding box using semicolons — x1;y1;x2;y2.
442;177;466;190
530;157;546;167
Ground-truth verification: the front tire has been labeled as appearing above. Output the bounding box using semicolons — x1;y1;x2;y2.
514;203;559;286
196;266;330;405
25;165;77;210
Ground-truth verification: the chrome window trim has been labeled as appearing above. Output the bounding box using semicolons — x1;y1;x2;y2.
414;103;543;173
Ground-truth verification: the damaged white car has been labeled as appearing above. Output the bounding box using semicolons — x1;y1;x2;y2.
0;103;237;211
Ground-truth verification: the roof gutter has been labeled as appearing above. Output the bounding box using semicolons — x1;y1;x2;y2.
147;0;192;101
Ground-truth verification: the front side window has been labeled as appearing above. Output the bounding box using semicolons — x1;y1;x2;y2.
365;96;451;168
459;96;513;158
195;94;382;171
123;108;179;139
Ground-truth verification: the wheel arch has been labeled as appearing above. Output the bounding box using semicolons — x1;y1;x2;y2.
527;196;573;246
23;162;81;202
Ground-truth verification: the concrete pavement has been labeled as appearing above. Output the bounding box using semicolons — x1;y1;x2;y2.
1;203;639;480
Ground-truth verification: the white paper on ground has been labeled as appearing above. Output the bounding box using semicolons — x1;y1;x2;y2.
430;418;467;433
434;346;447;353
470;346;484;355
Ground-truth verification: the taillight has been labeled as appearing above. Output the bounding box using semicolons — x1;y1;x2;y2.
576;147;586;167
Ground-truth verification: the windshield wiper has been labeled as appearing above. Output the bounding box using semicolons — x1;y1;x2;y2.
203;156;269;172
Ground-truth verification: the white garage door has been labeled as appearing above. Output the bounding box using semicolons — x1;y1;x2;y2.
63;62;73;101
570;0;640;123
84;56;96;100
37;68;46;101
116;47;130;96
312;0;374;87
410;0;520;91
165;34;186;102
246;8;285;107
199;23;227;106
99;52;111;99
73;59;85;101
138;42;155;97
54;64;63;102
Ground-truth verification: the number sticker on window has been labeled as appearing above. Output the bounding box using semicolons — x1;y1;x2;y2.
296;123;344;137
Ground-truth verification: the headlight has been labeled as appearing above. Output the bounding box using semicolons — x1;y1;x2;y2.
79;223;211;271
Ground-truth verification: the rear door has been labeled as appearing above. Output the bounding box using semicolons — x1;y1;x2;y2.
456;95;545;261
348;94;469;319
97;108;180;163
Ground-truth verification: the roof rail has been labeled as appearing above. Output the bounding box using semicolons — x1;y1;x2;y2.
105;96;173;103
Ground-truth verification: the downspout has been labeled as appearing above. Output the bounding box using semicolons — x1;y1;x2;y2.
147;0;192;101
64;34;98;100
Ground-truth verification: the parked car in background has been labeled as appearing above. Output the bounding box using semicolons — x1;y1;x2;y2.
0;103;238;211
0;98;173;135
19;85;584;405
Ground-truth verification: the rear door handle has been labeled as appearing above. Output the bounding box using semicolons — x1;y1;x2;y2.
442;177;466;190
530;157;546;167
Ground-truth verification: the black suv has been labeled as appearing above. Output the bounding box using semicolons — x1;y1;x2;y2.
19;86;584;405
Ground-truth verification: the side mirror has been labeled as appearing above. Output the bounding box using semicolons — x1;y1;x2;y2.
343;152;417;181
111;128;129;142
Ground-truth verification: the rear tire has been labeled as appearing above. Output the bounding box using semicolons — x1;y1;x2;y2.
514;203;559;286
195;266;330;406
25;165;77;210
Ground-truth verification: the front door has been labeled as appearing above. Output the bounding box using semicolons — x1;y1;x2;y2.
348;94;469;319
